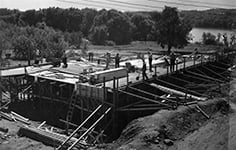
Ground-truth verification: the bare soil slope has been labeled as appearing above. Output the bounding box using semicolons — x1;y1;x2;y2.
94;98;234;150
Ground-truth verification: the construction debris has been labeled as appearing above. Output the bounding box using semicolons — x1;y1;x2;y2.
0;111;30;125
18;126;89;148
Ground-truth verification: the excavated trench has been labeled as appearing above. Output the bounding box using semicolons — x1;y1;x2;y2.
7;58;233;144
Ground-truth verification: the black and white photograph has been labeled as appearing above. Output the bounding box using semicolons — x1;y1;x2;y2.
0;0;236;149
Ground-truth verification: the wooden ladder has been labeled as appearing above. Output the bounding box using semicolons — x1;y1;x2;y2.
66;90;77;132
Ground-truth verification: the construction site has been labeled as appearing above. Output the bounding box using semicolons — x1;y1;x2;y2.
0;46;235;150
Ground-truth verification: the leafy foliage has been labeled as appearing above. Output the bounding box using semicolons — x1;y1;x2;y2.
180;9;236;29
202;32;217;45
157;6;192;54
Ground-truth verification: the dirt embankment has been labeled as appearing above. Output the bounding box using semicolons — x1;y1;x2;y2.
92;98;232;150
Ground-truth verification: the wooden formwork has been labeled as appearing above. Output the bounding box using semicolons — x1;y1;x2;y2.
1;49;235;144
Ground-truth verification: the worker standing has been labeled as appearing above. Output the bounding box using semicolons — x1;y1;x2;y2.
170;51;176;73
105;52;111;70
142;60;148;80
62;53;68;68
148;51;153;72
34;49;40;65
88;52;94;61
115;53;120;68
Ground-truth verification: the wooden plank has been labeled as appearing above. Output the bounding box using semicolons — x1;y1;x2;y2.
76;83;105;100
90;67;127;83
67;107;111;150
118;90;172;108
149;83;207;101
57;105;102;150
18;126;86;148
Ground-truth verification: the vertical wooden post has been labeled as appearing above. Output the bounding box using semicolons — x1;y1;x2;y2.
167;64;169;75
103;77;106;102
0;67;2;106
154;65;157;76
126;72;129;86
201;54;203;64
112;77;117;138
183;57;186;70
176;60;178;71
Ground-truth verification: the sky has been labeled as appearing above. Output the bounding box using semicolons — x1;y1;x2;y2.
0;0;236;12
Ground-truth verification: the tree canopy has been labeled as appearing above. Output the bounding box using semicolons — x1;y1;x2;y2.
157;6;192;54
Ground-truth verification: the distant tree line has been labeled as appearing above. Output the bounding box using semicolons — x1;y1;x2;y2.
0;21;70;65
180;9;236;29
0;7;192;61
0;8;162;45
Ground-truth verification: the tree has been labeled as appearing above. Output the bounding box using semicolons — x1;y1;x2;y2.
131;13;154;41
13;35;35;65
157;6;192;54
107;10;134;45
64;31;83;48
46;32;68;58
90;25;108;45
81;8;97;37
202;32;217;45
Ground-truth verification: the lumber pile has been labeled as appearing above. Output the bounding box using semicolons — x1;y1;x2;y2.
18;126;88;148
89;67;127;83
0;111;30;125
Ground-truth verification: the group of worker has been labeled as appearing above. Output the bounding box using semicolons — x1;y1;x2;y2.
104;52;121;69
40;48;177;81
142;50;177;80
102;50;177;81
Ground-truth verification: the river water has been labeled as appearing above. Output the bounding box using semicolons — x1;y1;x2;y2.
190;28;236;43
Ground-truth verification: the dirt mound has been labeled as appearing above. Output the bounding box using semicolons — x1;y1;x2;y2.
95;98;230;150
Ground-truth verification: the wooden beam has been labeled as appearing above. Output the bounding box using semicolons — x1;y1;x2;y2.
67;107;111;150
154;78;207;97
118;106;169;112
195;105;210;119
186;70;223;83
201;65;228;81
18;126;85;149
128;86;176;103
59;119;102;136
117;101;144;110
57;105;102;150
149;83;207;101
182;73;215;83
118;90;172;108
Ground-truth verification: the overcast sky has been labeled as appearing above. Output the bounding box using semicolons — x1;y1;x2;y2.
0;0;236;11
